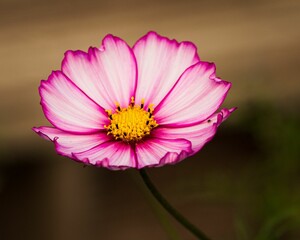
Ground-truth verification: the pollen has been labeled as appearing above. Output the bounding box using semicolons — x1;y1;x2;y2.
104;97;158;142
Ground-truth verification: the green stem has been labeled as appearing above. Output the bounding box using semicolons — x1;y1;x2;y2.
139;169;211;240
128;170;182;240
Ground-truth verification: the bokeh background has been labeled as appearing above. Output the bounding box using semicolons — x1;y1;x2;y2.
1;0;299;239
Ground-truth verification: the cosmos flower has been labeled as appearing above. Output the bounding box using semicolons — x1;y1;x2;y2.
33;31;235;170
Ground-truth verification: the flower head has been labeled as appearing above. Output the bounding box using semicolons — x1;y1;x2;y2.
33;31;235;170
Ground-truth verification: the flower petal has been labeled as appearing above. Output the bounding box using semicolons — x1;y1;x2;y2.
40;71;108;133
133;31;200;108
62;34;137;110
154;62;231;126
153;108;236;153
135;138;193;168
33;126;110;160
73;141;136;170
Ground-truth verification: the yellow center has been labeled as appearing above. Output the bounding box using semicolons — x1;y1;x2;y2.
104;97;158;142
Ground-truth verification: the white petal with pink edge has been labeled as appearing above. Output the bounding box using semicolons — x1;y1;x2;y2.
62;34;137;110
40;71;108;133
33;126;110;158
73;141;136;169
152;108;236;153
135;138;193;168
154;62;231;126
133;31;200;108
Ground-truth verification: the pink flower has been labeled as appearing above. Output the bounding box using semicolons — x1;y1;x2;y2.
33;31;235;170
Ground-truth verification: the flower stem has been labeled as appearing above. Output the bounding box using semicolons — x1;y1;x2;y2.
139;169;211;240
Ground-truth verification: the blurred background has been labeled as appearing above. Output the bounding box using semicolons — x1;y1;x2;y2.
0;0;299;239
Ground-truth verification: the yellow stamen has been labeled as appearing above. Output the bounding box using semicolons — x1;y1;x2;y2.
140;98;145;108
105;97;158;142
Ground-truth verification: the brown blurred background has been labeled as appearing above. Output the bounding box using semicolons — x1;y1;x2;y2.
0;0;300;239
